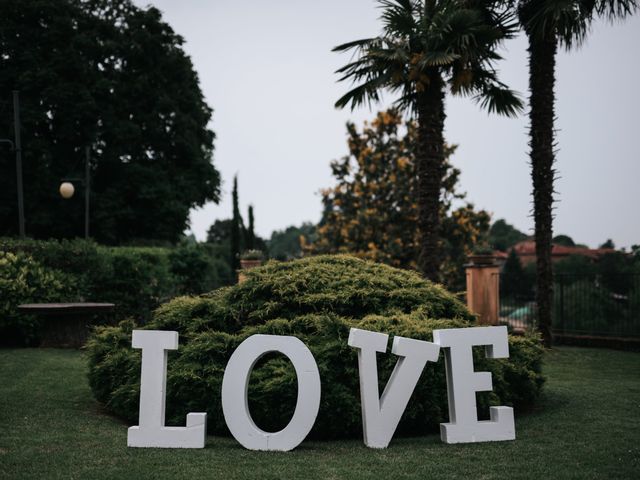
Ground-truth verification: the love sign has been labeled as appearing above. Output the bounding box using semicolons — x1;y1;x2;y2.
127;326;515;450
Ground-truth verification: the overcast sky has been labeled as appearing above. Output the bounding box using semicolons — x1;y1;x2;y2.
135;0;639;249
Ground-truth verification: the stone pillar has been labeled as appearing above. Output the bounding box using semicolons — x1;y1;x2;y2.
465;256;500;325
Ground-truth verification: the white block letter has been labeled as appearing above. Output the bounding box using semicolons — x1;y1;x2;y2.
348;328;440;448
432;326;515;443
127;330;207;448
221;334;321;451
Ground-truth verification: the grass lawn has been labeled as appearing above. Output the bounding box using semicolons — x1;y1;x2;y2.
1;347;639;479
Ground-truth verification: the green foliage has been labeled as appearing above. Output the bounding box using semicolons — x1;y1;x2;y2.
333;1;521;281
502;249;532;299
230;176;242;272
87;255;545;439
268;223;317;261
206;209;267;275
312;110;490;290
246;206;255;250
169;243;230;295
206;219;233;244
517;0;637;49
471;244;494;255
553;254;596;277
599;239;615;249
0;0;220;243
94;246;176;322
553;234;575;247
1;238;231;342
0;252;74;345
0;237;107;299
333;0;522;115
240;249;264;261
489;219;527;251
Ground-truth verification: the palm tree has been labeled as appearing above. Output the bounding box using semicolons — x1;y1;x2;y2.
333;0;523;282
517;0;637;347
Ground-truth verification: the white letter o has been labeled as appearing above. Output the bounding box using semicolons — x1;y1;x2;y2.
221;334;321;451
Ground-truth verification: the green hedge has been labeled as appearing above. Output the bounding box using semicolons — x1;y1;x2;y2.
0;252;75;344
0;238;231;345
86;255;545;439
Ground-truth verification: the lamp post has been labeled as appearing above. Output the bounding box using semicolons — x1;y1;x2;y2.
1;91;25;238
59;146;91;239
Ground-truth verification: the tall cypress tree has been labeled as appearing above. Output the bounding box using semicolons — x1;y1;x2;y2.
246;205;255;250
230;176;241;272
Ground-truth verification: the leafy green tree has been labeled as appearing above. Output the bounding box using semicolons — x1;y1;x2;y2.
598;252;634;294
206;219;233;244
0;0;220;243
312;110;490;290
489;219;528;251
333;0;522;281
599;239;615;249
554;254;596;277
268;223;317;261
553;234;575;247
516;0;637;346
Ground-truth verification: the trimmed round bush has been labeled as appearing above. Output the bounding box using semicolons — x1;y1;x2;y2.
87;255;544;439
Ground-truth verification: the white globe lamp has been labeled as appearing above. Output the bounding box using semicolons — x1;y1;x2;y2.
59;182;75;199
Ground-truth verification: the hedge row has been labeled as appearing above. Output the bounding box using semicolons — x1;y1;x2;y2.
0;238;231;345
86;255;545;439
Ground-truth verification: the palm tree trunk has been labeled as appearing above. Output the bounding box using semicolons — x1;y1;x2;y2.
416;72;446;282
528;35;557;347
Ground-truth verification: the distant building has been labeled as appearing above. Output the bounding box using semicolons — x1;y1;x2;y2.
508;240;617;266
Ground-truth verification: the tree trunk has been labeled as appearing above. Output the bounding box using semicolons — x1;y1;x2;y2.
528;35;557;348
416;73;446;282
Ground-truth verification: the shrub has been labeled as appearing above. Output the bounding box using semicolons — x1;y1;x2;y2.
0;237;106;300
169;244;231;295
0;252;75;345
87;255;545;439
93;246;176;322
0;238;232;336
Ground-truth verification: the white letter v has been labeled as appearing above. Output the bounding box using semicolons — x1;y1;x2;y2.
348;328;440;448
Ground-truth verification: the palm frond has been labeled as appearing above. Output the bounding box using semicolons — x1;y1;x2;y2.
518;0;589;48
333;0;521;115
332;38;377;53
334;72;393;110
379;0;418;35
474;84;524;117
594;0;638;21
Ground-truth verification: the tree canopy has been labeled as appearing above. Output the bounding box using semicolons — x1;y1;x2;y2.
489;219;528;251
0;0;220;243
312;110;490;290
268;223;317;261
333;0;521;281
